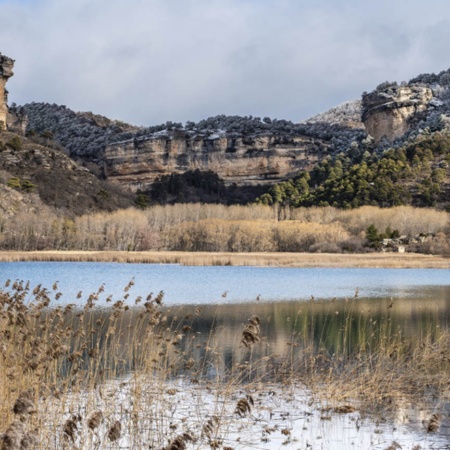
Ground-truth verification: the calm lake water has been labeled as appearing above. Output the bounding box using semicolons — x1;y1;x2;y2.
0;261;449;305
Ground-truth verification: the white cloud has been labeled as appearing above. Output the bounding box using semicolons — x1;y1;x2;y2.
1;0;450;125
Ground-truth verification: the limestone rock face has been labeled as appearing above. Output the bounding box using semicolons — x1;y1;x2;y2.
362;84;433;143
0;53;14;130
7;107;29;135
104;132;328;191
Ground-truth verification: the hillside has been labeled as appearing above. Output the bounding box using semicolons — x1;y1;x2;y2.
0;129;134;216
256;131;450;209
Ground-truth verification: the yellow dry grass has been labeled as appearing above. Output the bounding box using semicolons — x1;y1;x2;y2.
0;250;448;268
1;280;449;448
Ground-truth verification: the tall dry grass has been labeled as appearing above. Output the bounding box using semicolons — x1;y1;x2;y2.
0;251;448;267
1;280;449;449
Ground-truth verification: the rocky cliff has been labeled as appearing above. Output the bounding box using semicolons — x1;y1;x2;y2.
0;53;14;130
362;83;433;144
104;131;329;191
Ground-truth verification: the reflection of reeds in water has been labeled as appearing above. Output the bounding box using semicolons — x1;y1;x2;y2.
0;281;449;449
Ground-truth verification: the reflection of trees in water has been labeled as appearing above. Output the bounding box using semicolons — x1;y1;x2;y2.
159;293;450;379
68;292;448;382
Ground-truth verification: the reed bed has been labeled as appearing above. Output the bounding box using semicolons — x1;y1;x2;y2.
0;282;449;449
0;250;448;268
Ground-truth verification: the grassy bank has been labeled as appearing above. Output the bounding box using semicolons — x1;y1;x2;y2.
0;250;448;268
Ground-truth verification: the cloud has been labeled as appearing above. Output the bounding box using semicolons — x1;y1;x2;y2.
1;0;450;126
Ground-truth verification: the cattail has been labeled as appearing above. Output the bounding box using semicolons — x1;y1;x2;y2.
19;431;39;450
241;316;261;348
13;391;35;416
334;405;357;414
427;413;441;432
202;416;219;437
154;291;164;305
1;420;25;450
63;416;79;443
87;410;103;431
163;433;193;450
235;395;253;417
107;420;121;442
124;279;134;292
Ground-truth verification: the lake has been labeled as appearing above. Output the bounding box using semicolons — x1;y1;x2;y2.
0;261;449;304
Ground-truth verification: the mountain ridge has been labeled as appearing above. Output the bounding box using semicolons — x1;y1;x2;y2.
1;49;449;212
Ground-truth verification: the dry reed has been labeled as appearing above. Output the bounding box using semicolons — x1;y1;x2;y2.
0;280;449;449
0;250;448;268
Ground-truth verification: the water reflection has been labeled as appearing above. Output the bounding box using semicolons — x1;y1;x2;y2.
168;290;450;361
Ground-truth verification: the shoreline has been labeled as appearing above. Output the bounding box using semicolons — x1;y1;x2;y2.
0;250;448;268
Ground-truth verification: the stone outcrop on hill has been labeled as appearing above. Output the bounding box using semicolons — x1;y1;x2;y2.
0;53;28;134
104;132;329;191
362;83;433;144
0;52;14;130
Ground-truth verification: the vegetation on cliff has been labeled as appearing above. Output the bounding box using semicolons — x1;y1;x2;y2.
16;102;140;160
21;104;364;162
256;129;450;210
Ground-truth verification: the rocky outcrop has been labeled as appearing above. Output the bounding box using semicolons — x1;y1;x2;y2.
104;132;328;191
0;53;14;130
7;106;28;135
362;83;433;144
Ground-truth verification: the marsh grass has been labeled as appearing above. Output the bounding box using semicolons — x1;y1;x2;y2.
0;250;448;268
0;281;449;449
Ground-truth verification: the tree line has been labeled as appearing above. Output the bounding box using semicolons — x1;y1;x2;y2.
0;204;448;254
256;131;450;209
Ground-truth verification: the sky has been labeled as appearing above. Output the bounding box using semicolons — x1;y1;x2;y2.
0;0;450;126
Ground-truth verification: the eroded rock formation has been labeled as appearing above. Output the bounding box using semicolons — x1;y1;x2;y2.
104;132;328;191
362;84;433;144
0;52;14;130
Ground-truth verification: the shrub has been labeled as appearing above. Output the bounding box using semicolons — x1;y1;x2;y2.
365;224;383;249
6;177;36;193
6;136;22;151
21;179;36;193
6;177;21;190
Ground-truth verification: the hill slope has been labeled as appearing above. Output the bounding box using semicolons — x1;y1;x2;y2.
0;129;134;216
